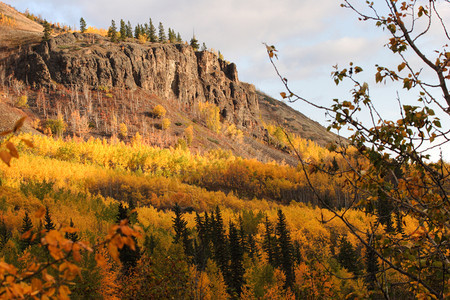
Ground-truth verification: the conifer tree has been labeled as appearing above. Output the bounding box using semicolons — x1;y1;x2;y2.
337;235;362;275
176;32;182;43
44;206;55;232
116;203;140;276
158;22;166;42
149;18;157;42
275;209;295;287
190;35;199;51
20;212;33;251
65;219;80;242
194;212;211;270
201;42;207;51
228;222;245;297
79;17;87;33
262;216;277;266
42;20;52;42
172;203;193;258
134;24;141;39
126;21;133;38
211;206;229;280
107;20;117;42
376;190;395;232
0;219;10;251
119;19;127;41
365;232;379;291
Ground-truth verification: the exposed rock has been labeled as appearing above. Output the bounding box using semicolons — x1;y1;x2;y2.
8;33;260;129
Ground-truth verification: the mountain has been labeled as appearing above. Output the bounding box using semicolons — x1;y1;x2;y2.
0;2;341;165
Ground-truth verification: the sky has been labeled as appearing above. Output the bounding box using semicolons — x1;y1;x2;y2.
4;0;450;160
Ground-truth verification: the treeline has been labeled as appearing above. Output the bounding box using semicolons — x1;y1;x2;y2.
79;16;205;51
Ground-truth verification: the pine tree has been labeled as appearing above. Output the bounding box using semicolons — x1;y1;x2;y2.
194;212;211;270
116;203;140;276
190;35;199;51
79;17;87;33
0;218;10;250
44;206;55;232
65;219;80;242
168;28;176;43
134;24;141;39
337;235;362;275
376;189;395;232
172;204;193;258
149;18;157;42
20;212;33;251
228;222;245;297
126;21;133;38
119;19;127;41
275;209;295;287
201;42;207;51
262;216;277;266
176;32;182;43
365;231;379;290
158;22;166;42
42;20;52;42
107;20;117;42
211;206;229;281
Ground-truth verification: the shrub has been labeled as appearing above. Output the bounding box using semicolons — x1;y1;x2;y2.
119;123;128;139
16;95;28;108
44;117;67;137
153;105;167;118
161;118;171;130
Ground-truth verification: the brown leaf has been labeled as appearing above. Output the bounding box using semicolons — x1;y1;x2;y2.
0;150;12;166
21;139;34;148
0;130;13;137
13;117;27;132
6;142;19;158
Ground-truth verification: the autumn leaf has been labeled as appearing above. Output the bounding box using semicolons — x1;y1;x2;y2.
35;207;46;218
21;139;34;148
0;150;12;166
13;116;27;132
6;142;19;158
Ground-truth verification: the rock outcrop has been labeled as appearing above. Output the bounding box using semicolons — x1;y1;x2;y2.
8;33;259;128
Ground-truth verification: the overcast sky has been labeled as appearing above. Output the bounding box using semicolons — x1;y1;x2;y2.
5;0;450;160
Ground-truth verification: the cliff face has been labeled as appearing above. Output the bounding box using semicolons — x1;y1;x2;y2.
8;32;259;128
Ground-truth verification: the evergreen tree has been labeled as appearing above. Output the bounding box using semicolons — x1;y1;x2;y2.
365;232;379;290
126;21;133;38
65;219;80;242
116;202;128;223
119;19;127;41
134;24;141;39
172;204;193;258
158;22;166;42
218;51;224;60
190;35;199;51
211;206;229;280
44;206;55;232
0;218;11;251
262;216;277;266
194;212;211;270
376;189;395;232
107;20;118;42
201;42;207;51
337;235;362;275
20;212;33;251
144;233;158;255
116;203;140;276
176;32;182;43
228;222;245;297
275;209;295;287
79;17;87;33
168;28;176;43
42;20;52;42
149;18;157;42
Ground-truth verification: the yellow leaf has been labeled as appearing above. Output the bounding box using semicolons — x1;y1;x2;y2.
6;142;19;158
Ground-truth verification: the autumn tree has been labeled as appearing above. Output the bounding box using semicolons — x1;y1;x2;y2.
266;0;450;298
80;17;87;33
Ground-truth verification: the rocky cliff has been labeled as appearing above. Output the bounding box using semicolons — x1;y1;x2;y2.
8;32;259;128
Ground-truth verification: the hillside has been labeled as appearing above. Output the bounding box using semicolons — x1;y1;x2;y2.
0;2;341;165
